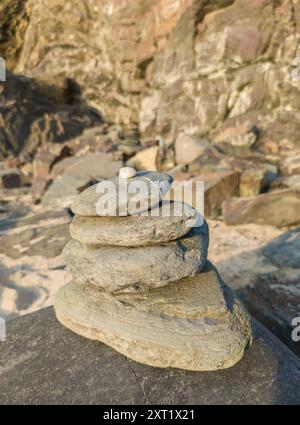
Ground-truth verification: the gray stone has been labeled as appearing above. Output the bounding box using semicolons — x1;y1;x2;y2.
64;223;209;292
70;202;199;246
262;228;300;269
51;152;123;180
42;175;93;209
1;307;300;404
71;171;173;216
238;274;300;357
222;189;300;227
55;262;252;371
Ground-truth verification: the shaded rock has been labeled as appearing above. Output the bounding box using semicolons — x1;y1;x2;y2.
63;224;209;293
175;134;209;165
218;156;278;196
213;120;259;157
262;228;300;269
0;168;22;189
71;171;173;216
33;144;71;181
204;171;240;217
42;175;93;209
51;152;123;180
238;274;300;357
0;72;101;160
222;190;300;227
55;262;252;372
70;202;198;247
1;307;300;404
188;148;225;174
239;168;269;197
173;170;240;217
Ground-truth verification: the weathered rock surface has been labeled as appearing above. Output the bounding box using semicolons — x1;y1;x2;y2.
64;223;209;292
126;146;159;171
2;0;300;150
239;168;269;198
262;228;300;270
51;152;123;180
55;262;252;372
0;72;101;160
70;202;198;246
173;170;240;217
41;175;94;209
238;274;300;357
175;134;209;165
222;190;300;227
71;171;173;216
1;307;300;404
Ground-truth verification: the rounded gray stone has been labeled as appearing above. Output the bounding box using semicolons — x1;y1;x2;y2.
64;223;209;292
71;171;173;216
54;262;253;371
70;202;201;246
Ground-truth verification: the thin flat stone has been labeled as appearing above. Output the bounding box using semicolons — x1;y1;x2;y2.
71;171;173;216
54;262;253;371
63;223;209;292
70;202;201;246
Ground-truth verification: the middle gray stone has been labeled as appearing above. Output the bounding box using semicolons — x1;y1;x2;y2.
63;222;209;292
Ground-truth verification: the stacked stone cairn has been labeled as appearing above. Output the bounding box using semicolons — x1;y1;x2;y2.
55;168;253;371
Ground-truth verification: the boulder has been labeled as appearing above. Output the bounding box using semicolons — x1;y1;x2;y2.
262;228;300;269
213;121;259;157
1;307;300;404
239;168;269;197
41;175;93;209
173;170;240;217
222;190;300;227
175;134;209;165
51;152;123;181
238;273;300;356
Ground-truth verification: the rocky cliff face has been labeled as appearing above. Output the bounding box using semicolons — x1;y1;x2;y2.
2;0;300;150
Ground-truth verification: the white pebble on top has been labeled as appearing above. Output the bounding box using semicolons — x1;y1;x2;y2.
119;167;136;179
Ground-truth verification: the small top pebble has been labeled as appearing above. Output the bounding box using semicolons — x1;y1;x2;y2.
119;167;136;179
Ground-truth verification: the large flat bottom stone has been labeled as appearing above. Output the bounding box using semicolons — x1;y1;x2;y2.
0;307;300;404
54;263;253;371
